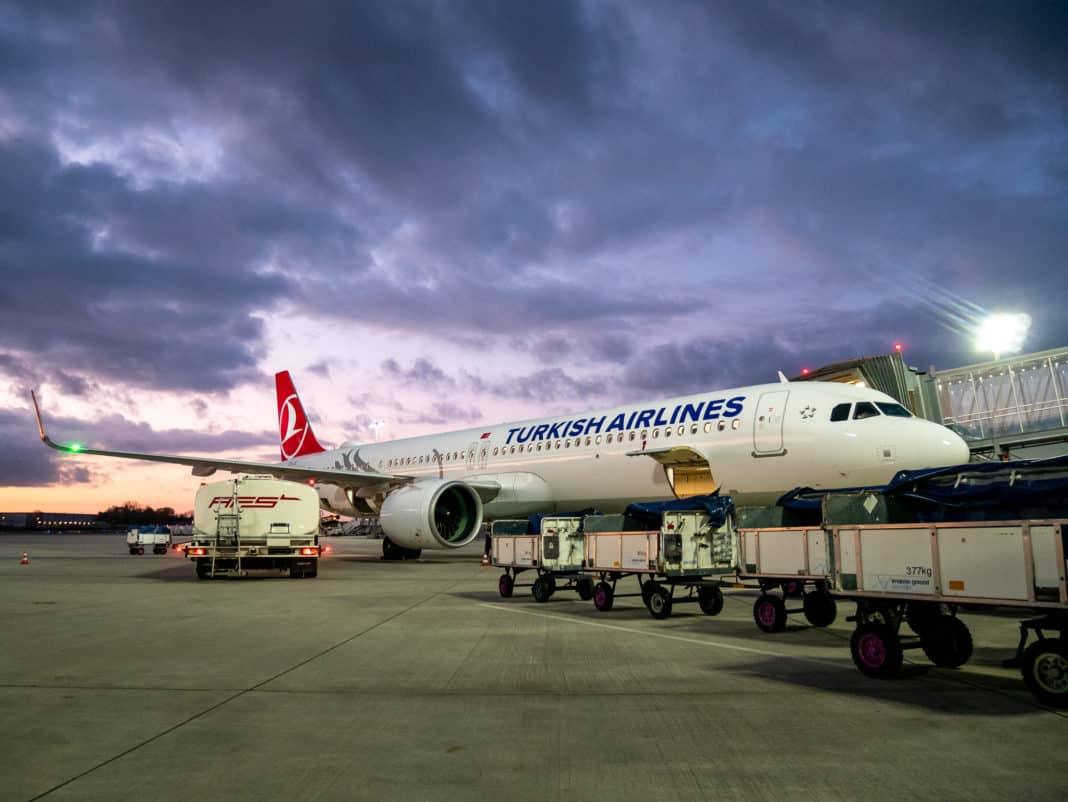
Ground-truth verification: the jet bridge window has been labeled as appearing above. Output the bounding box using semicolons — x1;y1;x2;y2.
853;402;880;420
876;402;912;418
830;403;851;422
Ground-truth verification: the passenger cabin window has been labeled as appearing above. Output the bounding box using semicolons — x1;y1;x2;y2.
877;402;912;418
830;403;851;422
853;402;880;420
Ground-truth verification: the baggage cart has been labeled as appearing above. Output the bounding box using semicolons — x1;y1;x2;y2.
583;508;734;619
491;517;595;602
736;519;1068;707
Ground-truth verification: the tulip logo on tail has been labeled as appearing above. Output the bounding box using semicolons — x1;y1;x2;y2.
274;371;325;461
279;394;309;460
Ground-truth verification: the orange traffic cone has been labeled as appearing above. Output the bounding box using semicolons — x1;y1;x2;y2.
480;553;490;567
20;552;29;565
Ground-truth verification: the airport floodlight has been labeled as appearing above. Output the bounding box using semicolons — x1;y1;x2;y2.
975;313;1031;360
369;420;385;441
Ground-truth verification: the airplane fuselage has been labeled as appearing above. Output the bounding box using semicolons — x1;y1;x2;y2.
286;381;969;518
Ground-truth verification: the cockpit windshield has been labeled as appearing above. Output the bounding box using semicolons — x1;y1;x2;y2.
853;402;879;420
876;402;912;418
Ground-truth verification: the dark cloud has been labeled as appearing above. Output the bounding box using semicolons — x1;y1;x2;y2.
0;0;1063;422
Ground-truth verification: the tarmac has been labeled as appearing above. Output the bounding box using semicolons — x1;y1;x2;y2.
1;533;1066;802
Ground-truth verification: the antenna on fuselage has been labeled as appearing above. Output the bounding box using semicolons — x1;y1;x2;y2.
777;371;790;384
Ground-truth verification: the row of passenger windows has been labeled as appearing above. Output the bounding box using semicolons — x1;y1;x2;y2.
379;418;743;469
830;401;912;422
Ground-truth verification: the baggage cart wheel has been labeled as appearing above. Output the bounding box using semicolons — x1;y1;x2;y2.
920;616;973;668
698;586;724;616
593;582;614;612
544;574;557;594
498;573;514;598
753;594;787;633
532;575;553;604
641;580;657;607
802;591;837;628
137;547;144;555
648;586;673;620
850;623;903;679
129;547;137;555
1020;638;1068;708
576;578;595;601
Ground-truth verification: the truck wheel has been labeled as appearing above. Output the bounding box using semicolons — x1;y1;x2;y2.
648;587;673;620
195;560;211;580
576;578;594;600
698;586;724;616
1020;638;1068;708
532;576;553;603
850;623;903;679
802;591;837;627
593;582;614;612
753;594;787;633
921;616;973;668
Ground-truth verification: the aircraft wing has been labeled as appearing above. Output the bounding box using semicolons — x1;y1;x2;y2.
31;391;411;490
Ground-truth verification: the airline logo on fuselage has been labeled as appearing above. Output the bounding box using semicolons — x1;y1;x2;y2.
504;395;745;444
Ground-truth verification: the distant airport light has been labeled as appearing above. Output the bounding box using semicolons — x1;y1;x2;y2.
976;313;1031;360
801;368;810;375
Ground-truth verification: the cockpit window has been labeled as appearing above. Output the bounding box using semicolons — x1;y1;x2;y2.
853;402;880;420
876;402;912;418
830;403;851;422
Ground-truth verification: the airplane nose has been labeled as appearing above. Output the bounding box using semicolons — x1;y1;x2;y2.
927;423;970;467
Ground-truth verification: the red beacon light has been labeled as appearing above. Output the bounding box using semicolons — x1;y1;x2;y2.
801;368;810;376
894;342;903;352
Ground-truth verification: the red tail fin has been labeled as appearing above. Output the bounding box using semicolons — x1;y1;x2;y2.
275;371;326;461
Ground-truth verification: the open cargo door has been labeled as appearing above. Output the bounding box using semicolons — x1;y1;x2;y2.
626;445;717;498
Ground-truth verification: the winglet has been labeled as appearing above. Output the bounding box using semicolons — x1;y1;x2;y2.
30;391;67;452
777;371;790;384
31;391;49;443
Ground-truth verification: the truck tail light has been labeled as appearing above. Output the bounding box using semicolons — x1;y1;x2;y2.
189;547;206;556
300;547;318;556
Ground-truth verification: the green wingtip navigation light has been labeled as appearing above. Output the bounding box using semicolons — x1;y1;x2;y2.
69;443;83;452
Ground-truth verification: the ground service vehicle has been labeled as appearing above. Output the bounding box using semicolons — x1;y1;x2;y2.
184;475;322;579
126;525;171;555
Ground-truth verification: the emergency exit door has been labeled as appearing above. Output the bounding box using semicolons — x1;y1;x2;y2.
753;390;789;455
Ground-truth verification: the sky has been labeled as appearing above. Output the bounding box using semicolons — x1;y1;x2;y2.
1;1;1066;514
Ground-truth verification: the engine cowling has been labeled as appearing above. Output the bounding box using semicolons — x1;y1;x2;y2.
379;479;484;550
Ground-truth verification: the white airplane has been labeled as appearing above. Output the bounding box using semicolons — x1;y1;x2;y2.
33;370;970;559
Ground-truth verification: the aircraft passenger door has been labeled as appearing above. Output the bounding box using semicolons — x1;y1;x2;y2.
753;390;789;455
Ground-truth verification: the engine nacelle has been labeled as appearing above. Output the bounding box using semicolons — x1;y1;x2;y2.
379;479;483;550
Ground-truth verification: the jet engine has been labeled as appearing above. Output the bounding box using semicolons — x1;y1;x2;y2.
378;479;484;550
